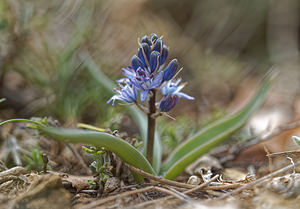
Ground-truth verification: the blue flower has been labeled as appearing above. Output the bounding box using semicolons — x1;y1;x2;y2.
122;66;163;101
107;83;138;106
163;59;178;81
159;79;194;112
159;95;179;112
161;79;194;100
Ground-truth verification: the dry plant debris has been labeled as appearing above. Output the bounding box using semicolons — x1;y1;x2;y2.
2;122;300;209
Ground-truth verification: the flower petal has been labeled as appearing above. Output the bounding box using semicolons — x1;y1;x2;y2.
160;45;168;65
175;92;195;100
140;90;149;102
138;43;150;67
163;59;178;81
149;51;160;73
151;71;163;88
131;55;144;71
159;95;179;112
141;35;152;46
150;33;158;42
153;39;163;54
122;67;135;79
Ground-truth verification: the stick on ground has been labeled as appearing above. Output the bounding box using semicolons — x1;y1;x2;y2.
217;160;300;200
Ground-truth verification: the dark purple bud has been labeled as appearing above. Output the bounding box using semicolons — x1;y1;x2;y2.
163;59;178;81
141;35;152;46
137;43;150;67
150;33;158;42
131;55;144;71
153;39;163;54
149;51;160;73
160;95;179;112
160;45;168;65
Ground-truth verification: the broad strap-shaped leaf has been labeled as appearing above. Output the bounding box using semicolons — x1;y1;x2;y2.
80;52;162;172
37;126;156;182
0;119;156;181
161;71;275;179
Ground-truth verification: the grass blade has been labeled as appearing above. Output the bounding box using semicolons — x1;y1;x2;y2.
161;71;276;179
80;52;162;172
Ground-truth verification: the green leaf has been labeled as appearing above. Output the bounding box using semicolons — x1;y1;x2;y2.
38;126;156;182
0;119;156;182
161;71;276;179
80;52;162;172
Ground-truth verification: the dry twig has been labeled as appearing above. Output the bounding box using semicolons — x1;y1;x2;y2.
217;160;300;200
127;164;195;189
81;185;189;209
127;175;220;209
127;164;242;191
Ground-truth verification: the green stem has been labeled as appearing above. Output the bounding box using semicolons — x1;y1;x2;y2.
147;89;156;165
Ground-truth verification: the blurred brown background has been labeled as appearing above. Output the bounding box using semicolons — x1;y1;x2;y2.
1;0;300;125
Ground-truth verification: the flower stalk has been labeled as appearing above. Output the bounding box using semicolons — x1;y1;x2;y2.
146;89;156;164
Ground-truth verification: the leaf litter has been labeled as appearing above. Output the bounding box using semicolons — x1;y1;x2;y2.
0;121;300;209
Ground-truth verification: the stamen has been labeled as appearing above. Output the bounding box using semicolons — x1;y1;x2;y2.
153;55;160;73
160;40;163;55
172;67;183;80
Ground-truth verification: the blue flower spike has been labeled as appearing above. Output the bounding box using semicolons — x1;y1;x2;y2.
108;33;194;114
